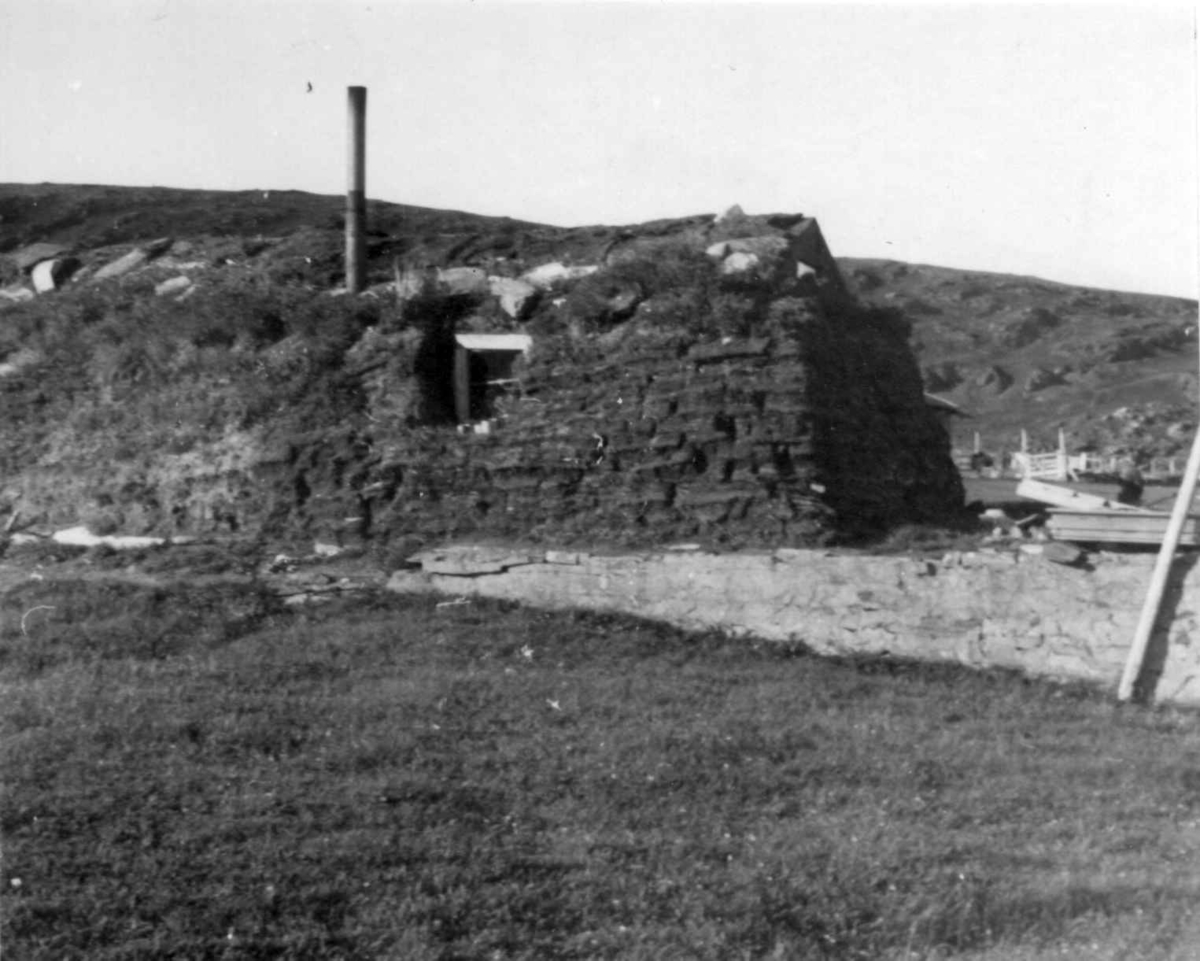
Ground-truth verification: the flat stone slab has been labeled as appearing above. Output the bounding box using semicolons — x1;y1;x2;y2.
408;546;542;575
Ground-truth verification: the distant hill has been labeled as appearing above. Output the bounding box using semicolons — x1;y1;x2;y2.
0;182;704;286
840;258;1197;458
0;182;540;250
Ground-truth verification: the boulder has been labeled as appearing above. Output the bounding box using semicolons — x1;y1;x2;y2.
521;261;599;291
719;250;761;278
30;257;81;293
93;237;173;282
708;236;786;278
437;266;490;297
489;276;539;320
51;525;165;549
0;286;35;306
155;275;192;297
713;204;746;224
707;212;850;305
10;242;70;273
31;260;57;293
794;262;819;296
94;248;149;281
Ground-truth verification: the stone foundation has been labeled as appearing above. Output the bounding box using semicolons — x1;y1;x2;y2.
388;544;1200;707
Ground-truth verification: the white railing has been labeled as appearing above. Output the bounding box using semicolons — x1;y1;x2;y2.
964;450;1184;481
1011;451;1071;480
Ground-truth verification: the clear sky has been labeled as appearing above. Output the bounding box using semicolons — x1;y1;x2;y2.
1;1;1196;298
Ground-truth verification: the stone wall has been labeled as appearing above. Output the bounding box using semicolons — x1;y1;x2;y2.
0;208;965;554
324;212;965;551
389;544;1200;707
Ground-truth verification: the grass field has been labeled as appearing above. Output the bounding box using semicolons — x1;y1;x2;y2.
4;579;1200;959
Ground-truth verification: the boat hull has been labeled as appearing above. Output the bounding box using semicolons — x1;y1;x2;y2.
1046;509;1200;546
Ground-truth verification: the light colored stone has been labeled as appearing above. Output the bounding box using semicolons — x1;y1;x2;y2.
154;275;192;297
387;544;1200;708
386;570;435;593
787;218;849;298
437;266;490;296
489;276;540;320
719;251;761;277
521;262;599;290
31;259;61;293
545;550;586;565
0;347;44;378
93;248;149;281
51;525;165;549
410;546;540;575
709;236;794;285
730;236;791;259
10;242;71;272
0;286;35;305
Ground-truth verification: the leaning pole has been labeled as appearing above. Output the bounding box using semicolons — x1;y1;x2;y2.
346;85;367;293
1118;15;1200;702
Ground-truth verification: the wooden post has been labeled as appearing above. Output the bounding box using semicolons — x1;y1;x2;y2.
1020;429;1028;453
346;86;367;294
974;431;981;453
1120;255;1200;700
1119;427;1200;700
453;342;471;424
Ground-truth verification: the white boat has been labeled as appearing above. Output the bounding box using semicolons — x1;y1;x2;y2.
1015;478;1200;546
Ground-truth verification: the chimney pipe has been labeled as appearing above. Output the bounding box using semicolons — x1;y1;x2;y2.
346;85;367;293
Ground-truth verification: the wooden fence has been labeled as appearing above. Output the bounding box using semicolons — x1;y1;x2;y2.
955;451;1183;482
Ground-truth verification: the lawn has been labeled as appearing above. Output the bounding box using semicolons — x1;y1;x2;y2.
3;579;1200;959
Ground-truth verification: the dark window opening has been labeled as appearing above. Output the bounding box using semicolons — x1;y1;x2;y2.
453;334;531;425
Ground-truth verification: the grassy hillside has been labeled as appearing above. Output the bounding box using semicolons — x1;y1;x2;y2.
4;580;1200;958
842;259;1198;456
